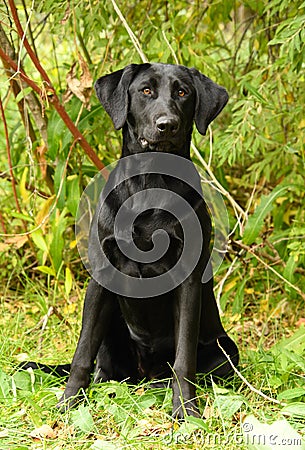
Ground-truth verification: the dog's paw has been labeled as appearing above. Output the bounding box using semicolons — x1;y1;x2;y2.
93;367;111;383
172;400;200;421
56;389;84;412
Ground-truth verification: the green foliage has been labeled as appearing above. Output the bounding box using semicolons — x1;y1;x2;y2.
242;183;290;245
71;405;95;434
0;326;304;448
1;0;304;303
0;0;305;447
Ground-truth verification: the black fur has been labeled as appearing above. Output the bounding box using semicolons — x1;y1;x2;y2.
21;64;238;419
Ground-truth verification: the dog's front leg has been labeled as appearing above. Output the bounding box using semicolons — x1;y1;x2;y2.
172;277;201;419
57;278;113;409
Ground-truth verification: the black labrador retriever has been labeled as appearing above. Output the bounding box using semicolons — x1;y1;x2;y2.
25;63;239;419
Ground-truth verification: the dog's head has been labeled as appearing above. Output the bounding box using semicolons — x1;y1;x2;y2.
95;63;228;153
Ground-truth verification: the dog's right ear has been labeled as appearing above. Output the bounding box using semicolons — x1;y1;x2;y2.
95;64;150;130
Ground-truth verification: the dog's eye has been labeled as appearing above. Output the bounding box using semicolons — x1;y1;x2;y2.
143;87;152;95
178;89;187;97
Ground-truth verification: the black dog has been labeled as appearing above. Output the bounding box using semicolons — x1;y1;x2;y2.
25;64;239;419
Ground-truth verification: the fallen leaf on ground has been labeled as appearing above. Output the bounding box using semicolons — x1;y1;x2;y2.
296;318;305;327
0;429;9;438
30;424;56;440
0;235;28;252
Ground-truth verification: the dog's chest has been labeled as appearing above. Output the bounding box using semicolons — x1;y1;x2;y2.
132;208;181;247
113;176;187;248
98;172;206;278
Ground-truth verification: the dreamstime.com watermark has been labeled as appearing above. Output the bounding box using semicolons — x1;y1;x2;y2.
76;152;230;298
163;423;304;447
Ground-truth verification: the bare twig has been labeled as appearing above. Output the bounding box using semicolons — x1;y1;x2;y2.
110;0;148;63
0;22;38;144
0;95;35;250
217;339;286;406
234;240;305;301
0;212;7;234
0;169;50;199
215;253;243;311
191;141;247;233
0;95;21;215
37;306;71;353
161;30;179;64
20;0;38;59
4;0;106;173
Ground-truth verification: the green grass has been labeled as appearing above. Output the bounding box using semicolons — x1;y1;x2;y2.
1;0;305;447
0;265;305;450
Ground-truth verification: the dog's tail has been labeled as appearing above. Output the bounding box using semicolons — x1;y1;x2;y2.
18;362;71;379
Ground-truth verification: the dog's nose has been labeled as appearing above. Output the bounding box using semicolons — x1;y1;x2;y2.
156;117;179;135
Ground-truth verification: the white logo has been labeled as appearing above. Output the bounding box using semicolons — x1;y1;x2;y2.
76;153;229;298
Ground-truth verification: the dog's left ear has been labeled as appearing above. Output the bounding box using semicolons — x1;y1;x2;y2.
190;68;229;135
95;64;150;129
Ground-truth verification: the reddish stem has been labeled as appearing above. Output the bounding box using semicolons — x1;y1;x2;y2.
8;0;52;86
6;0;107;174
0;95;32;241
0;212;7;234
0;47;41;94
0;95;21;214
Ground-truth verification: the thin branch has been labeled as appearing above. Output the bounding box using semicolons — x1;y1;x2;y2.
0;23;38;144
77;31;93;66
234;240;305;301
1;3;106;174
9;0;52;85
0;48;41;94
215;253;243;312
191;141;247;233
0;170;49;198
0;95;34;249
0;95;21;214
110;0;148;63
0;212;7;234
20;0;38;59
161;30;179;64
217;339;286;406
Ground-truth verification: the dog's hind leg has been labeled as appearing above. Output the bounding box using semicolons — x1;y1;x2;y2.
198;273;239;377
